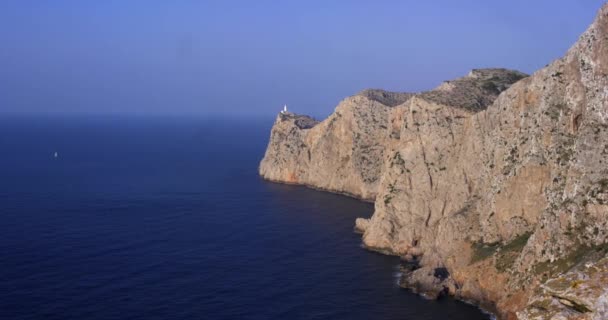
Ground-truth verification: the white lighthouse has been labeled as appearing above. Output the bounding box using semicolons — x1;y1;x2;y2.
281;104;288;114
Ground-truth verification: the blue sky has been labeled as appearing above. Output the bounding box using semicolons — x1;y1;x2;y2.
0;1;605;118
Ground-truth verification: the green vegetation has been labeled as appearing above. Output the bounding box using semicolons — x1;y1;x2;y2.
544;102;567;120
503;232;532;251
383;194;393;205
533;242;608;281
588;178;608;205
481;80;500;94
390;152;408;174
569;300;591;313
557;147;574;165
530;298;553;311
470;232;532;271
495;232;531;272
383;181;399;205
470;242;500;263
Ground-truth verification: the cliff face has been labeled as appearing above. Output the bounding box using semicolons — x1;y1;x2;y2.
259;94;396;201
259;4;608;320
259;69;526;201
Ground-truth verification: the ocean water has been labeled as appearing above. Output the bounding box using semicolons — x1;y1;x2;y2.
0;115;490;320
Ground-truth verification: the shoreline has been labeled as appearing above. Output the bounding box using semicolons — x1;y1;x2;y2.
261;175;499;320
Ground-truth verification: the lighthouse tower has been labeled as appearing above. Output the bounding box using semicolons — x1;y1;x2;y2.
281;105;288;114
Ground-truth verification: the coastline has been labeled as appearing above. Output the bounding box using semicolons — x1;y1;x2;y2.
261;175;499;320
258;5;608;318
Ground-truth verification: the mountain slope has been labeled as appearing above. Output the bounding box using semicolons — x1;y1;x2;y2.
259;4;608;319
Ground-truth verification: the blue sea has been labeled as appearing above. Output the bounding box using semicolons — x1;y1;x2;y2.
0;115;490;320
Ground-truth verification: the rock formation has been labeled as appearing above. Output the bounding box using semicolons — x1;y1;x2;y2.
260;4;608;319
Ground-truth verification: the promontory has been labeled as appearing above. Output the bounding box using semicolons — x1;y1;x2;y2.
260;4;608;320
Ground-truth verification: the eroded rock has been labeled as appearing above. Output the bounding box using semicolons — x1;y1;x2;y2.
259;4;608;319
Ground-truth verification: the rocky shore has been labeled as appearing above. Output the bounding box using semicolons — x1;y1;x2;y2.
260;4;608;319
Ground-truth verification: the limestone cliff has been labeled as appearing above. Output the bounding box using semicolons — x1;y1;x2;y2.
260;4;608;320
259;69;525;201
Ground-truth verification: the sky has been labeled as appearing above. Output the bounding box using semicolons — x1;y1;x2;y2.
0;1;605;118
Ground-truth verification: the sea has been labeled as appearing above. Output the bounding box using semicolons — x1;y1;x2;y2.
0;115;491;320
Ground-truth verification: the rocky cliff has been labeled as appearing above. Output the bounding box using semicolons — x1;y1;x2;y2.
259;4;608;320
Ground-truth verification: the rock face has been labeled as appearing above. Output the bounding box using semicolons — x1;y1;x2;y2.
259;68;526;201
259;4;608;320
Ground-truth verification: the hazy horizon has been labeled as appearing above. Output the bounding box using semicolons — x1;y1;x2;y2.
1;1;605;119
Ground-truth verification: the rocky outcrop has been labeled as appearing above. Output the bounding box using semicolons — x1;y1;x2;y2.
259;4;608;320
259;94;395;201
259;68;527;201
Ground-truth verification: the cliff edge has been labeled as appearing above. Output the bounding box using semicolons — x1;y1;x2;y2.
259;4;608;320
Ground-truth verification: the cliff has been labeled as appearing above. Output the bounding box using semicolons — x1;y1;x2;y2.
259;4;608;320
259;68;526;201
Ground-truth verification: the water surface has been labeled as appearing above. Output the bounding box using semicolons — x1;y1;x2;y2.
0;115;490;320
